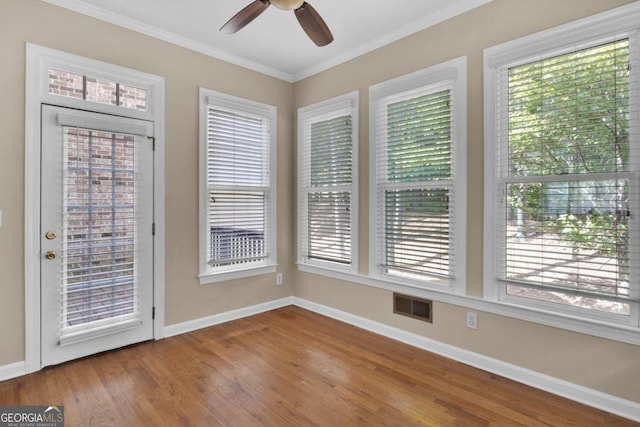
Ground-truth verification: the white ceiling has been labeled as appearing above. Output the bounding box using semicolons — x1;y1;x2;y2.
43;0;492;82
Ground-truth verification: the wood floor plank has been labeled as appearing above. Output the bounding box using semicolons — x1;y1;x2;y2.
0;306;635;426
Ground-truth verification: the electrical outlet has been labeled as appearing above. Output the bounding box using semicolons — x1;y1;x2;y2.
466;311;477;330
276;273;283;285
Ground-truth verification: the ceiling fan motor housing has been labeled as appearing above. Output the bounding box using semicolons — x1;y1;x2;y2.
270;0;305;11
221;0;333;47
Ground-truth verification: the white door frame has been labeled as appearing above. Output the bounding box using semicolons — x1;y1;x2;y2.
24;44;166;373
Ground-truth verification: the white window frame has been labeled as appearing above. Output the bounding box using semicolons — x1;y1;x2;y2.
369;57;467;294
25;44;166;373
484;4;640;328
198;88;277;284
297;91;359;273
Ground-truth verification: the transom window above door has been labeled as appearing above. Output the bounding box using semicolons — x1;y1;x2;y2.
49;68;148;111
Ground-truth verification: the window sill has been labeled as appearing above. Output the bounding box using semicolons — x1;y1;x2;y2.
485;298;640;344
297;264;460;296
297;265;640;345
297;259;356;275
199;264;277;285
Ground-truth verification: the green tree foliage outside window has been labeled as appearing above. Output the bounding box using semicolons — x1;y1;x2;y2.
384;90;452;279
506;39;631;298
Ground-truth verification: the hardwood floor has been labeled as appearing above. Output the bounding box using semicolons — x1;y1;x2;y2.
0;306;635;426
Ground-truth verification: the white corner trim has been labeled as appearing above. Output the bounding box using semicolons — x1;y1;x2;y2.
0;361;26;382
292;297;640;423
163;297;294;338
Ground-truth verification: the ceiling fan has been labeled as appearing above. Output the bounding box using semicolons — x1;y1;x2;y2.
220;0;334;47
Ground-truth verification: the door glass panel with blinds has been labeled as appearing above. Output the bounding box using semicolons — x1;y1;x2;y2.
496;37;640;320
205;104;272;272
41;106;153;367
373;83;457;287
298;98;356;269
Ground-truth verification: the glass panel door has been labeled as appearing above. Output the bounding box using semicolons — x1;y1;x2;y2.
41;106;154;367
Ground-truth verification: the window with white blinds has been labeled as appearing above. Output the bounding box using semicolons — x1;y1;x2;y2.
60;126;142;340
370;58;466;291
297;92;358;270
485;17;640;324
199;89;276;282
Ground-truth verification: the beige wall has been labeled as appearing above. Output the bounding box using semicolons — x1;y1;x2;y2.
0;0;295;366
293;0;640;403
1;0;639;408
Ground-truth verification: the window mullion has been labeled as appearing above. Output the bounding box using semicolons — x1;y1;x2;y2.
500;172;634;184
382;180;454;191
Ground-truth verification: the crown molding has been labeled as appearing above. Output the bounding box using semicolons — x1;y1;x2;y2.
41;0;493;83
40;0;295;82
292;0;493;81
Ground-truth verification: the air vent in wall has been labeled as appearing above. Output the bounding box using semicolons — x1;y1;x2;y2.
393;293;433;323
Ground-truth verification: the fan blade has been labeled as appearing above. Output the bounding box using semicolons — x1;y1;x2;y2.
220;0;270;34
294;2;333;47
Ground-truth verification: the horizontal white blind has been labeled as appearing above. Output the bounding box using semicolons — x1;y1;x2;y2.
300;114;353;264
60;127;140;337
310;116;353;186
375;87;455;283
497;38;640;308
207;107;270;267
307;192;351;263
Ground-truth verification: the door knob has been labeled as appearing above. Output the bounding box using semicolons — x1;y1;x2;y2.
45;231;57;240
44;251;57;260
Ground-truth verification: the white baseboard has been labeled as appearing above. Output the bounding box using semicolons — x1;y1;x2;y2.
0;361;26;382
293;297;640;423
163;296;294;338
3;295;638;422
